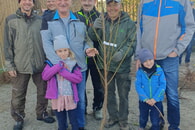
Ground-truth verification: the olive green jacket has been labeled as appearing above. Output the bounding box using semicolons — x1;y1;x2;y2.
4;8;46;74
88;12;136;73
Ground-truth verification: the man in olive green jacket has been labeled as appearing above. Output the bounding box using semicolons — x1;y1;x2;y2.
88;0;136;129
4;0;55;130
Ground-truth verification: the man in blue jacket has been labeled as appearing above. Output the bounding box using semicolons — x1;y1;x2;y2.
136;0;195;130
40;0;98;129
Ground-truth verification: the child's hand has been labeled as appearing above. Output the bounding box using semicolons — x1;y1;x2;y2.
150;99;156;106
146;99;152;106
146;99;155;106
64;63;69;70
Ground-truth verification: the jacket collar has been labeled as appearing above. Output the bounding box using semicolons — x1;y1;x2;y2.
53;10;77;20
78;7;98;17
16;8;36;19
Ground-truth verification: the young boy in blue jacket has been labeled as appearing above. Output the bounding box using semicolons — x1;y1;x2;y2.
135;48;166;130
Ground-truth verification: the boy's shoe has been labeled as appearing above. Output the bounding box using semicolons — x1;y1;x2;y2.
79;127;86;130
160;122;164;130
37;111;55;123
94;109;102;120
149;123;164;130
13;121;23;130
104;119;118;128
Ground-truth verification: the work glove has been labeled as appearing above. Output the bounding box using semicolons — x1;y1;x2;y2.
93;17;102;29
112;51;123;62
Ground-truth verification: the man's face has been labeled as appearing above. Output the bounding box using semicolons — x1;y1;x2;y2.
19;0;34;13
46;0;56;11
106;1;121;20
80;0;96;12
55;0;72;16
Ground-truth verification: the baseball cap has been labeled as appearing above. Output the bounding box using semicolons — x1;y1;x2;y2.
106;0;121;4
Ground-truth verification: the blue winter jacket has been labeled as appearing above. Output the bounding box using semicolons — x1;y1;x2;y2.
136;0;195;60
135;64;166;102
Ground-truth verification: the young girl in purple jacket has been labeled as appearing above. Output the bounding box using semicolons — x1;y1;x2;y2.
42;35;82;130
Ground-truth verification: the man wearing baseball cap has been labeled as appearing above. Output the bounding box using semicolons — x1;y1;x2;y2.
88;0;136;129
106;0;121;4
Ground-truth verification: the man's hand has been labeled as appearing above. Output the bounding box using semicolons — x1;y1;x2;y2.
86;48;99;57
8;70;17;77
112;51;123;62
93;17;102;29
168;51;178;57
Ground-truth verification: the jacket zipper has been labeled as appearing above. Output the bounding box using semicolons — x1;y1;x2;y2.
153;0;162;59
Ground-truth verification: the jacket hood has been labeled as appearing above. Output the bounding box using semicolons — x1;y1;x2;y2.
16;8;36;19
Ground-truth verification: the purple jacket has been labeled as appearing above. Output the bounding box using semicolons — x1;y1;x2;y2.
42;61;82;103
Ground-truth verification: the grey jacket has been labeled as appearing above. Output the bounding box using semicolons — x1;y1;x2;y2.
41;11;92;72
4;8;46;74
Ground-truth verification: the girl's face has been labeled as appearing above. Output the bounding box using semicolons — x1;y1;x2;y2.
56;48;69;60
143;59;154;69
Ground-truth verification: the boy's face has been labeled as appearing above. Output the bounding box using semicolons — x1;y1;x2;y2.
142;59;154;69
56;48;69;60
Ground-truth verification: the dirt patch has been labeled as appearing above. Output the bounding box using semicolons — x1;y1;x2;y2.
0;53;195;130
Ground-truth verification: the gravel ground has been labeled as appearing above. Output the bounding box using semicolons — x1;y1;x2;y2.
0;52;195;130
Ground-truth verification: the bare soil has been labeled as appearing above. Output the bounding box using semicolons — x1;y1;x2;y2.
0;52;195;130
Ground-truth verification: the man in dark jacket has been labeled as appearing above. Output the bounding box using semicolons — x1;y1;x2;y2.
75;0;104;121
4;0;55;130
42;0;56;18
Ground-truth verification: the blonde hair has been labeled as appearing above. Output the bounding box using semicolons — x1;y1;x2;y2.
68;48;75;59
